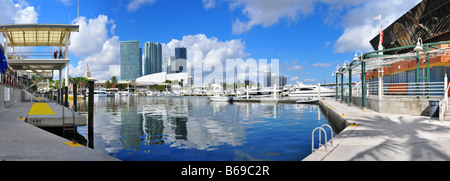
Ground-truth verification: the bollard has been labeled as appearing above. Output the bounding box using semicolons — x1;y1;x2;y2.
88;79;95;149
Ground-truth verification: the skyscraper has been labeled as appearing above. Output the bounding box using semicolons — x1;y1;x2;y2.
173;47;187;73
175;47;187;59
120;40;142;81
144;42;162;75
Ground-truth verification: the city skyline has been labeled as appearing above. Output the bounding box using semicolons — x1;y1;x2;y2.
0;0;423;84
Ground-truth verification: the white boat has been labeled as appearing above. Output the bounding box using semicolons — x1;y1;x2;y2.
296;97;319;104
248;87;281;97
119;91;131;96
87;89;108;97
94;90;108;97
207;95;233;102
288;82;335;97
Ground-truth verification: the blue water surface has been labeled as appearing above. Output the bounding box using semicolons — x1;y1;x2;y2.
77;96;334;161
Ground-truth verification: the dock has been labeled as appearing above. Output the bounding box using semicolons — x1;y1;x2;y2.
232;97;298;103
25;102;86;127
303;97;450;161
0;101;120;161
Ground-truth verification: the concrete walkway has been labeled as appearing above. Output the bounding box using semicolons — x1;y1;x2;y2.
0;101;120;161
303;97;450;161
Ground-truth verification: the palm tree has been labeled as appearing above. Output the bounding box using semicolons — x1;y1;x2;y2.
111;76;118;88
105;80;112;89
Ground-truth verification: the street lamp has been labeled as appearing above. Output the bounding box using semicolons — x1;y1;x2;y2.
343;60;352;105
354;50;366;109
414;38;424;52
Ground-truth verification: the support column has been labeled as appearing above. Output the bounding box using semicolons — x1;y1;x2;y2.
335;74;338;101
416;51;420;98
341;70;344;103
426;50;430;99
349;68;352;105
362;61;367;109
3;32;8;58
65;31;70;88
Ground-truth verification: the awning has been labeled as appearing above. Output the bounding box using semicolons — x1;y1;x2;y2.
0;24;79;47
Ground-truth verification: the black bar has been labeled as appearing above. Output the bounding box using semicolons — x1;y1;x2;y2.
88;79;95;149
65;86;69;107
73;84;77;112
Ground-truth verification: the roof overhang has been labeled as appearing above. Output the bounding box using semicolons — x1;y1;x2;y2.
0;24;79;47
7;59;69;70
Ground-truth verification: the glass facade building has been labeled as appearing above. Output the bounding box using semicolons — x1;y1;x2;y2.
144;42;162;75
175;47;187;59
120;40;142;81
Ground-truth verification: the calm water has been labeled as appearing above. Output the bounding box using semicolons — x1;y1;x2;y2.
75;96;333;161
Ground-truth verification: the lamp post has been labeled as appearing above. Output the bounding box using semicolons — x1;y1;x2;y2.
334;66;339;101
340;64;346;103
332;72;337;100
354;50;366;109
344;60;352;105
414;38;423;99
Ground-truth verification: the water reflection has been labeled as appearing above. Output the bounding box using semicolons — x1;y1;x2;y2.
76;96;330;161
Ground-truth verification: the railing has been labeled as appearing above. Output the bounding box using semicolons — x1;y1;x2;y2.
439;75;449;122
8;51;66;59
381;82;444;97
311;124;334;153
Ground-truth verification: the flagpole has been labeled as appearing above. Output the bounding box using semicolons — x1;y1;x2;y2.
378;12;383;55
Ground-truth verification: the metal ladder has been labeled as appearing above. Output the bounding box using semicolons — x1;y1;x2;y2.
62;105;76;140
311;124;334;153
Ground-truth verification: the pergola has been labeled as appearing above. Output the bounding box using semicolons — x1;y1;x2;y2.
0;24;79;90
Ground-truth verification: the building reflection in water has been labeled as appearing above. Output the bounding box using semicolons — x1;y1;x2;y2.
76;96;327;160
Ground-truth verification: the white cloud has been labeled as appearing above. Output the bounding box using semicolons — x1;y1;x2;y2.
312;63;331;68
0;0;39;25
203;0;216;9
68;15;120;81
303;78;316;83
59;0;72;6
0;0;38;54
127;0;157;12
162;34;248;71
290;76;299;82
70;15;113;57
210;0;422;52
230;0;315;34
14;6;38;24
332;0;422;53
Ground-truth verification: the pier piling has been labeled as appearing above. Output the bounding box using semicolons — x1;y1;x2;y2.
88;79;94;149
65;86;69;107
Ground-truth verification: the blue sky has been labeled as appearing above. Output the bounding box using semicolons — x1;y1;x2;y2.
0;0;422;84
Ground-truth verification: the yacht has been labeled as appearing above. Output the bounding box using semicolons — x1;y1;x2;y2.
206;94;233;102
248;87;282;97
288;82;335;97
94;90;108;97
87;89;108;97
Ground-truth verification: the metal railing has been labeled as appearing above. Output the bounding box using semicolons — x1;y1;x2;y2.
311;124;334;153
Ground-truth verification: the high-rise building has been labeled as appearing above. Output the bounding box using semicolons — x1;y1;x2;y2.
144;42;162;75
173;47;187;73
164;56;175;74
120;40;142;81
175;47;187;59
263;71;271;87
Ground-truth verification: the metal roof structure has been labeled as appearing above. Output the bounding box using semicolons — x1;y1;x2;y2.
0;24;79;47
1;24;79;89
